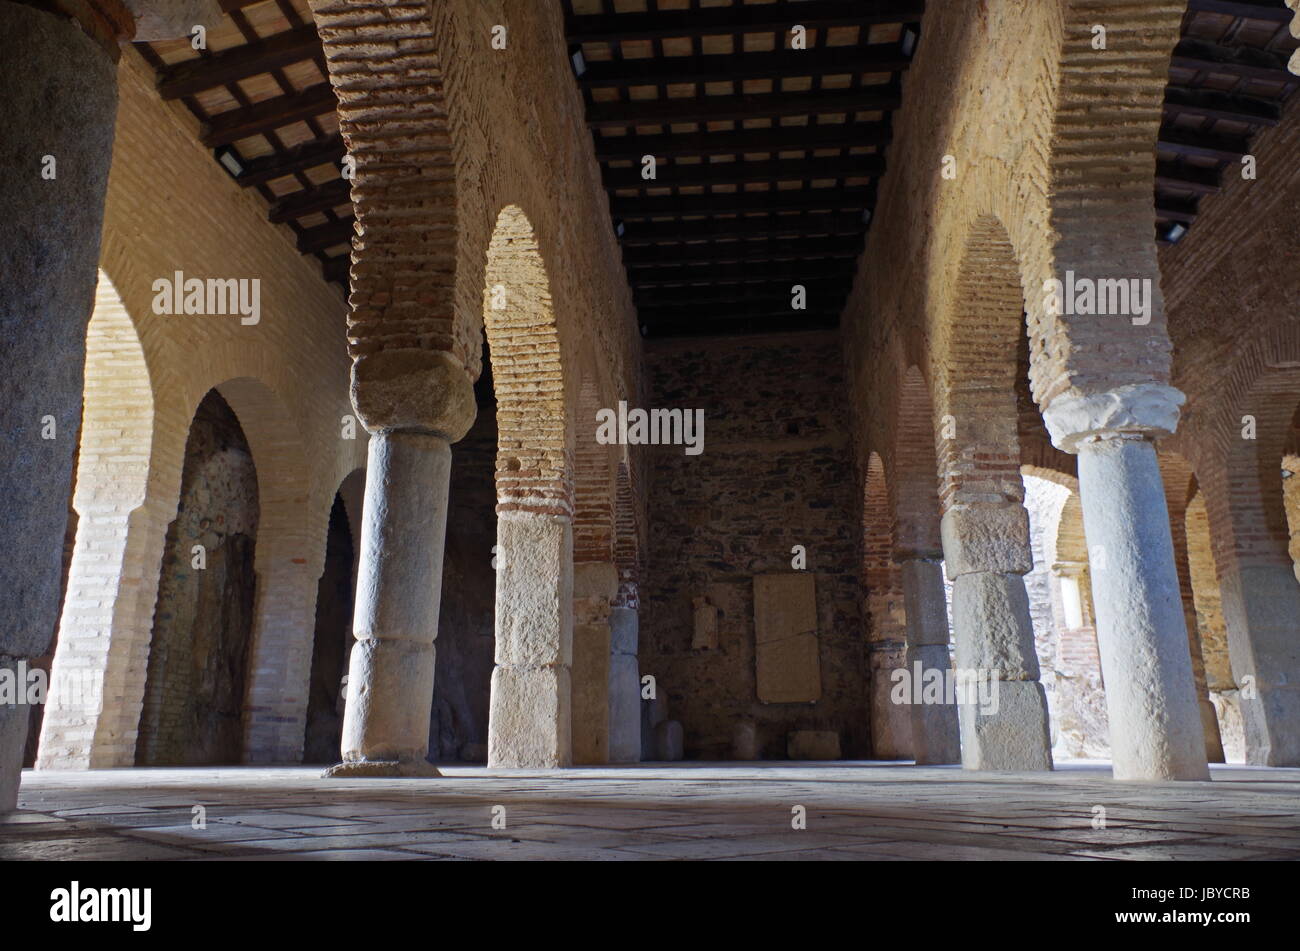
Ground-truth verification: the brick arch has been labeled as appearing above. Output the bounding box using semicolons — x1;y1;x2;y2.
40;271;162;768
307;0;460;369
573;361;616;565
1184;486;1233;694
1191;326;1300;577
613;456;643;609
889;365;943;556
933;215;1029;511
183;376;315;764
481;204;573;520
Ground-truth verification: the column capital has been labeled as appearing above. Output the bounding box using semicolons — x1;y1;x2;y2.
352;349;478;442
1042;382;1185;454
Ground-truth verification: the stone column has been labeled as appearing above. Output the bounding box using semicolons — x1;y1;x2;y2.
326;433;453;776
942;504;1053;770
1045;385;1209;780
572;562;617;764
0;0;136;813
608;605;641;762
898;554;961;764
488;512;575;767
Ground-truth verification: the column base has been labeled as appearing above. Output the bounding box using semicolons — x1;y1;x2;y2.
959;680;1053;772
323;759;442;779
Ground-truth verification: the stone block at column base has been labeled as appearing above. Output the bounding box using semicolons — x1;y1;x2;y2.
572;622;611;765
488;665;572;768
607;652;641;763
1241;685;1300;766
0;694;30;813
339;637;436;765
959;680;1053;772
1199;697;1225;764
906;643;961;765
323;759;442;778
868;657;913;759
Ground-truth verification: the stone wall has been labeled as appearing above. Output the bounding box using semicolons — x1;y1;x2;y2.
137;390;259;766
640;331;867;760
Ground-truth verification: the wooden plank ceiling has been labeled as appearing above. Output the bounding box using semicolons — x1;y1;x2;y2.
137;0;350;292
565;0;923;338
1159;0;1298;243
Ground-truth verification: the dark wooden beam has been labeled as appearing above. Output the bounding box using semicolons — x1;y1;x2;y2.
624;234;863;267
1155;198;1200;224
1157;125;1252;161
579;44;911;88
267;178;351;223
158;25;321;100
587;86;901;128
566;1;925;43
630;259;848;288
612;186;872;219
1162;85;1281;127
1184;0;1292;22
219;0;270;10
605;154;884;190
1154;161;1222;196
297;217;356;254
200;83;338;148
1170;40;1295;84
234;135;347;188
618;211;868;244
594;122;890;160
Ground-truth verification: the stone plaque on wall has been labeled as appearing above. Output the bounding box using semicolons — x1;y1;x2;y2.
754;573;821;703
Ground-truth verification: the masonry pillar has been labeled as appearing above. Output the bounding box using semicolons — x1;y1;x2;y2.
1045;385;1209;780
0;0;138;812
1163;484;1226;763
1199;466;1300;767
941;504;1053;770
572;562;617;764
898;554;961;764
488;512;575;767
608;605;641;762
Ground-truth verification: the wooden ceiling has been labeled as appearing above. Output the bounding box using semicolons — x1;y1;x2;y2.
1158;0;1298;243
564;0;922;338
132;0;1298;331
137;0;350;292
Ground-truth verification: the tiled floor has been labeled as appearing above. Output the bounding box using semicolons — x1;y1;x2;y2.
3;762;1299;861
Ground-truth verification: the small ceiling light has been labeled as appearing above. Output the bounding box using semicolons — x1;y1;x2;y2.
615;219;626;238
1165;222;1188;243
901;27;919;58
861;208;873;227
571;47;587;77
214;145;245;180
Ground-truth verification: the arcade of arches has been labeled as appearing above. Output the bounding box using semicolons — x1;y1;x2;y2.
3;0;1300;861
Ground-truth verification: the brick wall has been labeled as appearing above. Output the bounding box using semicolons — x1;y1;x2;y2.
39;47;366;768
